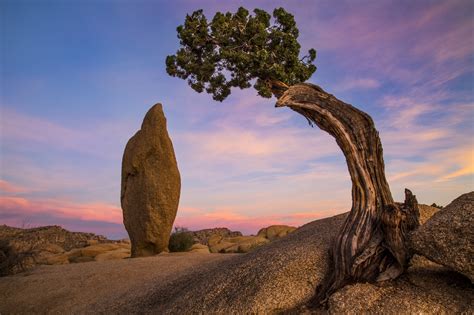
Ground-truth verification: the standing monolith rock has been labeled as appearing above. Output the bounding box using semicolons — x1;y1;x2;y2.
121;103;181;257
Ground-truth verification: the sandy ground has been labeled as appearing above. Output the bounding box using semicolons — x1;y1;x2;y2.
0;252;239;314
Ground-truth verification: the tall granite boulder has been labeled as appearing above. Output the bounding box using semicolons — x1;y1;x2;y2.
410;192;474;281
121;104;181;257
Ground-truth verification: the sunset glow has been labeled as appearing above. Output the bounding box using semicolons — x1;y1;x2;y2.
1;0;473;238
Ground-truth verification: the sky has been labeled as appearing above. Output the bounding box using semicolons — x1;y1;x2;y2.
1;0;473;239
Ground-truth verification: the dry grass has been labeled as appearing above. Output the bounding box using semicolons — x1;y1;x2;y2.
0;240;36;276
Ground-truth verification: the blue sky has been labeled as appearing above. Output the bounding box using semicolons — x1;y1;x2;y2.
1;0;473;238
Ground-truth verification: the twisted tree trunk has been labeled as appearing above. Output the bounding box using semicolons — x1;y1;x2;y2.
275;83;420;300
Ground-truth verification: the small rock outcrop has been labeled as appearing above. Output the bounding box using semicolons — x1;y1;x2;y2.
192;225;296;254
189;244;210;253
0;225;130;268
121;104;181;257
410;192;474;281
191;228;242;245
0;225;108;252
257;225;297;241
209;235;269;253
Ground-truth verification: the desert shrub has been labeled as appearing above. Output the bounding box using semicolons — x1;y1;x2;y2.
0;239;36;276
168;227;194;252
430;203;444;209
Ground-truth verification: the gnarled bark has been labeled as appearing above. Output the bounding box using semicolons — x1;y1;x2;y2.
275;83;420;299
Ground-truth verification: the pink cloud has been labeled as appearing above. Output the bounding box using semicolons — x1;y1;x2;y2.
0;109;78;147
0;180;29;194
0;194;122;225
174;205;343;235
436;146;474;182
377;95;473;159
0;189;345;237
301;0;473;89
175;121;339;178
385;143;474;206
0;107;135;159
337;78;380;91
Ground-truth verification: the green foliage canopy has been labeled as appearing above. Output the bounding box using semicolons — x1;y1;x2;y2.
166;7;316;101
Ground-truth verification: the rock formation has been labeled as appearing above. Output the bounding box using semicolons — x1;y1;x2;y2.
118;213;348;313
189;244;210;253
417;204;440;224
327;255;473;314
191;228;242;245
208;235;270;253
113;203;444;313
410;192;473;281
1;203;465;314
0;225;131;268
257;225;297;241
0;225;108;252
190;225;296;254
121;103;181;257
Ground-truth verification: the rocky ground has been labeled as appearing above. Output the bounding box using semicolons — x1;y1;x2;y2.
0;196;472;314
0;252;238;314
0;225;130;266
0;224;298;267
326;255;473;314
0;224;110;251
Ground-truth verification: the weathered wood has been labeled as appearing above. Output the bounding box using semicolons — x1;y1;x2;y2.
276;83;420;299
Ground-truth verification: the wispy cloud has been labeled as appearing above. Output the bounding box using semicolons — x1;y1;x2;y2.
0;179;29;194
300;0;474;90
0;194;123;225
0;107;135;159
337;78;380;91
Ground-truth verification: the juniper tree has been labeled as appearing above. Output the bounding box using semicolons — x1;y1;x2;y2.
166;7;316;101
166;7;419;302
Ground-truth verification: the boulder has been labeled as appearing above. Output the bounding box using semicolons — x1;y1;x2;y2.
189;244;210;253
209;240;234;253
121;103;181;257
64;248;82;261
87;240;99;246
257;225;297;241
209;236;270;253
34;243;66;265
231;241;268;253
224;236;269;253
208;235;224;247
44;253;70;265
44;243;130;264
328;254;473;314
418;204;440;224
95;248;130;261
38;243;65;254
410;192;474;281
80;243;121;258
191;228;242;245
